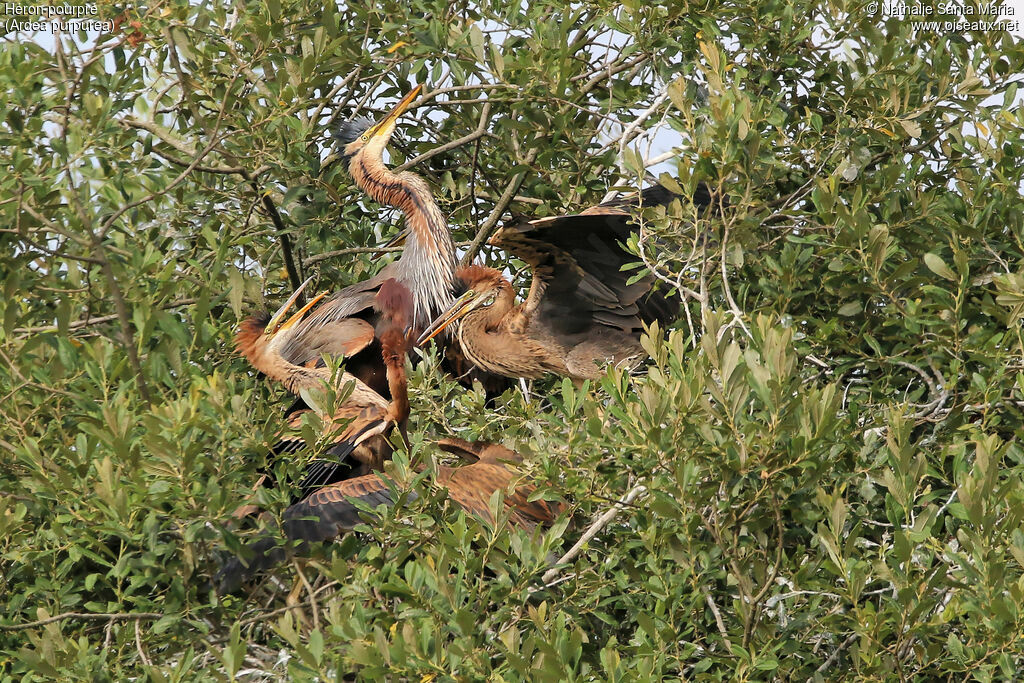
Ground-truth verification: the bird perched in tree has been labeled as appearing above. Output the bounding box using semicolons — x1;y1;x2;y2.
273;84;460;399
418;185;704;381
233;277;415;511
217;435;563;592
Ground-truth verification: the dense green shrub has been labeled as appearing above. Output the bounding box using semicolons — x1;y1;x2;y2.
2;0;1023;679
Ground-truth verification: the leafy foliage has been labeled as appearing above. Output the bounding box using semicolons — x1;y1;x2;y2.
2;0;1024;679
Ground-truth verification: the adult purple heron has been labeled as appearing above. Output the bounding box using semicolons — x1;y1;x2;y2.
235;84;498;499
418;185;704;381
274;83;459;398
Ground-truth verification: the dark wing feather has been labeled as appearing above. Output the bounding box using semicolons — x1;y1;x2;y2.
282;475;399;542
216;474;403;593
255;402;394;509
292;457;358;502
491;185;687;342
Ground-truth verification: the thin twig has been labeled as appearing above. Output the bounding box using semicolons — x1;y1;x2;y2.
718;221;752;340
135;619;152;667
704;590;734;651
540;484;647;585
294;562;320;632
252;179;303;293
394;101;492;173
13;298;199;335
0;612;162;631
816;632;858;673
462;146;540;265
302;241;473;268
90;232;152;403
235;582;339;628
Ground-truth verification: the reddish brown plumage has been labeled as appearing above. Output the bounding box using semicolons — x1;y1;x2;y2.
216;437;564;593
230;280;418;522
276;90;509;402
455;264;505;293
234;312;273;368
375;277;414;334
420;185;692;381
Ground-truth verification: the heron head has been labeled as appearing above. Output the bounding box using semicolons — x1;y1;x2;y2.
416;267;509;346
334;84;423;161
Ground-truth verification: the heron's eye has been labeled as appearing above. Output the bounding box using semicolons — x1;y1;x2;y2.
482;293;497;307
360;135;369;142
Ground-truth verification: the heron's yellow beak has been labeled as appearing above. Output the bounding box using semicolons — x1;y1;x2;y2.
265;277;326;335
416;289;481;346
364;84;423;140
278;291;328;333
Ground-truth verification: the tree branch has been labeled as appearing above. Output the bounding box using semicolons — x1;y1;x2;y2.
540;484;647;585
462;146;540;265
0;611;162;631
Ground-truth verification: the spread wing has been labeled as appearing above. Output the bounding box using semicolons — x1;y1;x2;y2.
216;474;403;594
490;185;692;342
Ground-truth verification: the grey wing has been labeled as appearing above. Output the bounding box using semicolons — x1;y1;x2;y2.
279;267;395;365
281;474;401;543
216;474;405;593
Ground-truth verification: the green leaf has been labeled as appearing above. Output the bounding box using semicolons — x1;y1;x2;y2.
924;253;957;281
837;301;862;316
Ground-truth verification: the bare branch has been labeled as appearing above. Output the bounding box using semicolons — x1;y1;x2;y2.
462;146;540;265
0;612;162;632
13;298;199;335
394;101;492;173
540;484;647;586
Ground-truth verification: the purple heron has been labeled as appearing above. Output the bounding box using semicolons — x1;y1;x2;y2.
233;277;414;514
417;185;704;380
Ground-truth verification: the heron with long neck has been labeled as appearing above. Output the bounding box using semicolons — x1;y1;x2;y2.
235;277;414;486
278;84;457;387
417;185;700;381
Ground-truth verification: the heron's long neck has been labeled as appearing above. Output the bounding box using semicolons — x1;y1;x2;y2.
259;335;386;409
250;339;331;395
456;311;566;379
350;155;457;328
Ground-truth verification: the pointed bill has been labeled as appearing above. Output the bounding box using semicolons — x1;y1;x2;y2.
266;276;315;333
266;277;329;335
277;291;329;333
416;289;481;346
374;228;408;257
365;84;423;139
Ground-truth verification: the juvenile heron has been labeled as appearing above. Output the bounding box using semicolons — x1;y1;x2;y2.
418;185;703;380
233;277;414;509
